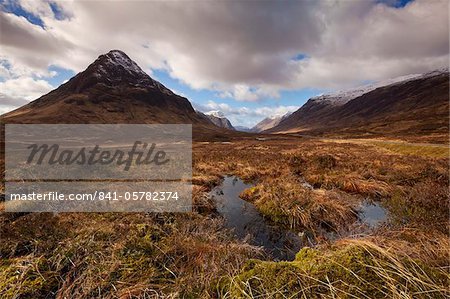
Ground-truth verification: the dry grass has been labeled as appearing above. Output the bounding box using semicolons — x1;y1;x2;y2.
1;137;448;298
194;138;449;232
240;175;358;233
320;137;449;158
0;212;261;298
193;138;449;298
368;142;449;159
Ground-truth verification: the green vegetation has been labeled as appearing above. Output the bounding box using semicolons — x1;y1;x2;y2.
226;240;449;299
369;141;449;159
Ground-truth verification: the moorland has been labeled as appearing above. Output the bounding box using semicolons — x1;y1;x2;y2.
1;135;448;298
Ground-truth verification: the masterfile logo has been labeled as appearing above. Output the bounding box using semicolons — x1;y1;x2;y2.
4;124;192;212
26;141;170;171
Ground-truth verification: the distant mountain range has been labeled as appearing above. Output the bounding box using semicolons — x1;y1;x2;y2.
267;69;449;142
195;111;286;133
196;110;235;130
234;126;252;132
192;112;290;133
1;50;235;140
251;113;293;132
1;49;447;143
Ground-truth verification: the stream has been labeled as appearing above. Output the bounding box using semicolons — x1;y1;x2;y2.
210;176;388;261
210;176;303;261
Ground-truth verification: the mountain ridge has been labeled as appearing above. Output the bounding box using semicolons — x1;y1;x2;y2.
307;68;449;107
204;111;235;130
268;69;449;143
252;112;292;132
195;110;235;130
1;50;241;141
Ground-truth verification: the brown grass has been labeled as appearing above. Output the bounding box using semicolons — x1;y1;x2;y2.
1;137;448;298
0;212;261;298
194;138;449;233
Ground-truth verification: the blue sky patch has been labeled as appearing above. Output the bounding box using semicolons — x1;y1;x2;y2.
45;66;75;87
291;53;309;61
49;2;67;20
1;0;45;27
377;0;414;8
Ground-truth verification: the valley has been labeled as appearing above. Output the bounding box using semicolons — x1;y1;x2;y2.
0;50;448;298
1;135;449;298
267;69;449;144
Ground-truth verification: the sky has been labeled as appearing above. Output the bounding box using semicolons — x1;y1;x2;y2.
0;0;448;128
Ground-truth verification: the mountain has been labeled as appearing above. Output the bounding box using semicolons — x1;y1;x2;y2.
252;112;292;132
268;69;449;142
198;110;235;130
234;126;252;132
306;73;425;107
1;50;228;139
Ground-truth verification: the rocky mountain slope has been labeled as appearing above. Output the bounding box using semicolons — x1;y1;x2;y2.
1;50;229;139
196;110;235;130
252;113;292;132
234;126;252;132
268;69;449;143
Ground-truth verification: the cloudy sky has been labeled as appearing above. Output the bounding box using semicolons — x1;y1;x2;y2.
0;0;448;127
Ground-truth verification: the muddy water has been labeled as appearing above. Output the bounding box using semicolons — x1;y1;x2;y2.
210;176;302;261
358;200;387;228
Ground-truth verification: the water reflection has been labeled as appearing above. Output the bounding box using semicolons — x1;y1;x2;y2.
210;176;302;261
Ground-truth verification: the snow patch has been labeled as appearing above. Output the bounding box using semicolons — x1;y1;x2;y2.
91;50;175;95
311;68;448;106
103;50;147;76
205;110;226;118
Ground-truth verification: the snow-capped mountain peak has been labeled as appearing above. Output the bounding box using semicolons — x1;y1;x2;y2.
82;50;173;95
205;110;226;118
197;110;234;130
103;50;148;76
311;69;448;106
92;50;149;79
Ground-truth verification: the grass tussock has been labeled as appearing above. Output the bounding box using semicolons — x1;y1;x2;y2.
240;175;357;233
224;237;449;299
1;138;448;298
0;212;261;298
386;179;449;233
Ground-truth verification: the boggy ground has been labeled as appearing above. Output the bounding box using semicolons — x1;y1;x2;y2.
1;137;449;298
196;138;449;298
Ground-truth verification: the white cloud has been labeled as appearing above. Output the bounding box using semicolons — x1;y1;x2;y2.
0;0;448;110
0;63;11;78
288;0;449;89
218;84;281;102
0;76;53;111
16;0;55;19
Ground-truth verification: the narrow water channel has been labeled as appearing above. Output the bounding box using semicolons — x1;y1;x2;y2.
210;176;302;261
210;176;388;261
